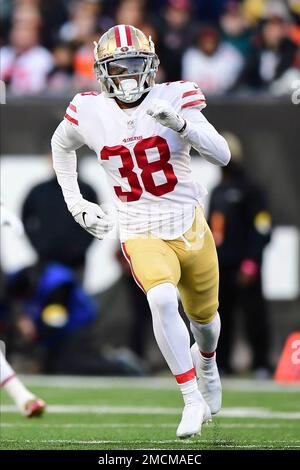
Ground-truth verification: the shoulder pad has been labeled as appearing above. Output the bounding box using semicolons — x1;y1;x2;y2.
64;92;100;127
163;81;206;111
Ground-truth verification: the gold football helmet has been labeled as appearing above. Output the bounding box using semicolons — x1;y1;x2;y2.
94;24;159;103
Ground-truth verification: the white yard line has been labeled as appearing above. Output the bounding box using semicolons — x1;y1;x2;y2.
17;375;300;392
0;404;181;415
1;404;300;419
0;422;299;429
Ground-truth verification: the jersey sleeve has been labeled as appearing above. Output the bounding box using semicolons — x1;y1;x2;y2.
179;81;206;112
64;93;81;129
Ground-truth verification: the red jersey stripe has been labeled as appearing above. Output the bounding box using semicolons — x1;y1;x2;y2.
80;91;99;96
175;368;196;384
115;26;121;47
68;103;77;113
181;99;206;109
64;113;78;126
125;25;132;45
182;90;201;98
121;243;145;293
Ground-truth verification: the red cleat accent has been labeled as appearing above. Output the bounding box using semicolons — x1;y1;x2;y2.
24;398;46;418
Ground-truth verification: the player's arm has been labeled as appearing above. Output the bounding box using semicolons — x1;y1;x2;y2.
51;101;113;239
179;107;231;166
146;85;230;166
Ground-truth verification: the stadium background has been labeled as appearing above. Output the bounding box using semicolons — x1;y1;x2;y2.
1;0;300;373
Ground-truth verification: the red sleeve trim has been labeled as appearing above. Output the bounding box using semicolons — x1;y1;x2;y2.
182;90;201;98
181;99;206;109
80;91;99;96
64;113;78;126
68;103;77;113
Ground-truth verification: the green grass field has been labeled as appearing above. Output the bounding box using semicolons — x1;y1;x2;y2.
1;376;300;450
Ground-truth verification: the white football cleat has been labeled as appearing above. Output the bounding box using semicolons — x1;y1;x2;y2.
176;400;211;439
191;342;222;415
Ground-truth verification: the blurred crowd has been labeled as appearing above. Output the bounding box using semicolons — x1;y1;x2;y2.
1;0;300;97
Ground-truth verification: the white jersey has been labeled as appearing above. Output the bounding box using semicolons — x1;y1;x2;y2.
63;81;208;241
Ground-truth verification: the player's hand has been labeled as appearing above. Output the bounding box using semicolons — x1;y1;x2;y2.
146;99;186;132
70;199;114;240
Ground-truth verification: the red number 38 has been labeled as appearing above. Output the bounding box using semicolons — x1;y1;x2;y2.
100;136;178;202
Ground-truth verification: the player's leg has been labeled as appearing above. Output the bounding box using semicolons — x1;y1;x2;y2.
0;350;45;417
122;238;211;437
175;212;222;415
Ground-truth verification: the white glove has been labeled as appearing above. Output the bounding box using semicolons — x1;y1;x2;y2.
146;99;186;132
0;203;24;236
70;199;114;240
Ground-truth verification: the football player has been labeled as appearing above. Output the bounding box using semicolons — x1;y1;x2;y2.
51;25;231;438
0;350;46;417
0;203;46;417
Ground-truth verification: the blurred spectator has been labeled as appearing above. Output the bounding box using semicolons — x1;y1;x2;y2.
0;22;53;95
115;0;147;29
40;0;69;49
159;0;196;81
2;0;299;97
288;0;300;46
6;261;98;373
114;0;165;81
241;13;298;91
58;1;104;90
59;0;102;44
47;42;75;93
6;260;145;376
208;132;272;377
12;0;42;30
21;162;97;275
73;32;101;90
270;47;300;95
182;25;244;95
220;1;253;58
242;0;268;26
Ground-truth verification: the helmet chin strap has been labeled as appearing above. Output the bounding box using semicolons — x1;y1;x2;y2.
116;79;144;103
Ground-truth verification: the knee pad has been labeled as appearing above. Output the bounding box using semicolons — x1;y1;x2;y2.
147;282;178;316
188;301;219;325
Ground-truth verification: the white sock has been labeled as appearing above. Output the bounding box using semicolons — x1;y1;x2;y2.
0;350;34;410
147;283;202;403
190;312;221;358
179;378;203;406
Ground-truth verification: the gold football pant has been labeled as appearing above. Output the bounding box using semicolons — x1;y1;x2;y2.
122;207;219;324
